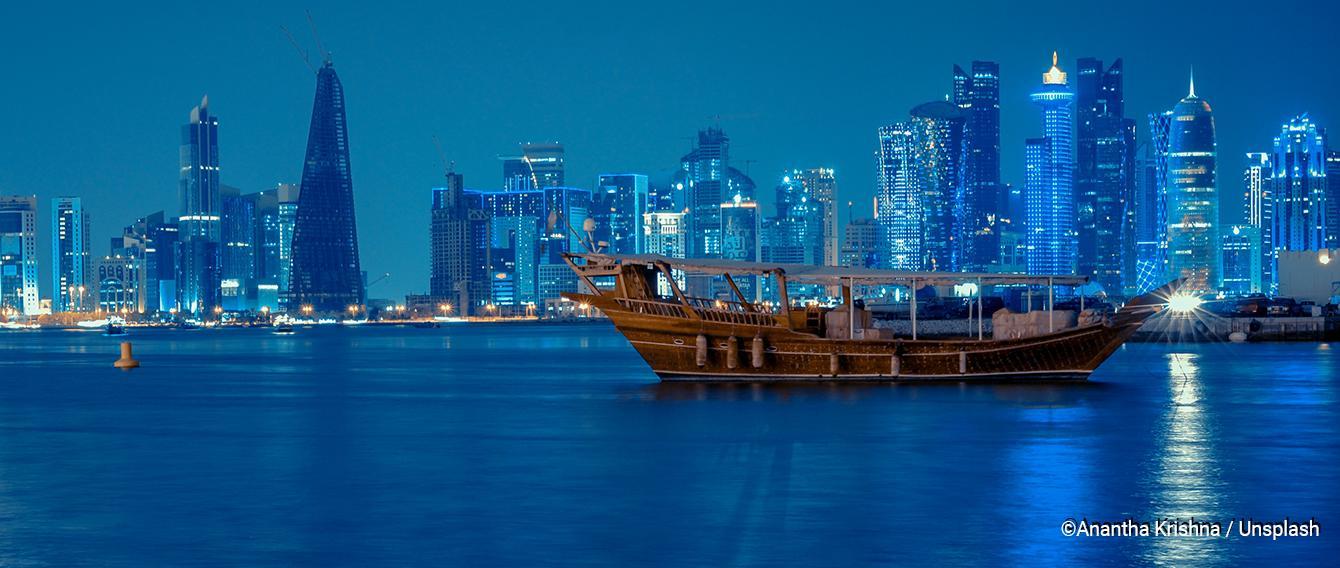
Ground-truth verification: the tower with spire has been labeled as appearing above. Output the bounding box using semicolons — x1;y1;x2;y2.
1165;67;1221;291
1024;51;1078;276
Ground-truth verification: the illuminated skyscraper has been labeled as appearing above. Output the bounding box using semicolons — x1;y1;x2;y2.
290;61;364;312
1221;225;1262;295
1075;57;1136;295
220;185;254;310
1166;71;1220;291
0;195;39;315
1025;52;1077;276
593;173;648;254
875;102;964;271
176;97;221;315
952;60;1004;272
502;143;565;190
1328;151;1340;247
1265;114;1329;292
679;127;730;258
1243;152;1272;289
795;168;839;266
51;196;91;312
765;171;825;265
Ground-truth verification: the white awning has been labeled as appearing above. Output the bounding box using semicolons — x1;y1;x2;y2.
569;253;1089;286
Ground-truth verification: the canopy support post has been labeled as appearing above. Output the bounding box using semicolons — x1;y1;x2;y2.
977;277;984;341
1048;277;1054;333
776;271;792;329
843;278;855;340
910;278;918;341
723;273;753;312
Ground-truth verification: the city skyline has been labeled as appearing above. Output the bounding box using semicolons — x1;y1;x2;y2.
1;2;1338;299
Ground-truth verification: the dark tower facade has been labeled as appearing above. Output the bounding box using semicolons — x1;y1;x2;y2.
290;62;363;312
952;61;1003;272
1075;57;1136;295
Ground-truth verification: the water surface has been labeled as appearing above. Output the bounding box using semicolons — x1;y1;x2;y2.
0;324;1335;565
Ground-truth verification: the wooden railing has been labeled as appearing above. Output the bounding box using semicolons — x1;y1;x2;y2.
616;297;779;327
615;298;692;319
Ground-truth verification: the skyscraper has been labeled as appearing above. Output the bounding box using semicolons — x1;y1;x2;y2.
953;60;1004;272
290;61;364;312
430;172;487;315
1243;152;1272;290
276;184;298;298
1166;72;1220;291
1075;57;1136;295
679;127;730;258
176;96;221;315
51;196;91;312
839;217;878;269
875;102;964;271
1221;225;1262;295
765;171;825;265
220;185;255;310
1025;52;1077;276
503;143;565;190
1136;110;1174;288
1328;150;1340;247
795;168;839;266
593;173;649;254
1265;115;1329;292
0;195;39;315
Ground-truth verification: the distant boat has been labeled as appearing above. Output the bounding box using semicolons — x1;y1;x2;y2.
104;323;126;336
273;324;295;335
178;321;202;331
413;321;441;329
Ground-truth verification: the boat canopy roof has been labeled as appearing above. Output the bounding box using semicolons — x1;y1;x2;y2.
571;253;1089;286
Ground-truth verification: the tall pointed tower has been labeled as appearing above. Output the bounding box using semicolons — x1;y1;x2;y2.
290;61;363;312
1166;68;1219;291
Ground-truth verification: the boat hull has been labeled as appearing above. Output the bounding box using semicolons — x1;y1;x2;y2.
574;294;1147;383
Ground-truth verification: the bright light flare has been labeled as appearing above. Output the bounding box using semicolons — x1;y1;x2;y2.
1167;293;1203;314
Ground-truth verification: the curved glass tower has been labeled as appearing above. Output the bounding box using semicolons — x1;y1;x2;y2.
1025;52;1076;276
291;62;364;312
1166;72;1220;291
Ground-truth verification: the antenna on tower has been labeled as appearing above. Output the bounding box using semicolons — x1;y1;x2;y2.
306;10;331;65
281;25;317;74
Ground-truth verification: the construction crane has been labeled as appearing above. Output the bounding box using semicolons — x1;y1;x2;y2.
432;135;455;178
281;11;331;74
367;272;391;289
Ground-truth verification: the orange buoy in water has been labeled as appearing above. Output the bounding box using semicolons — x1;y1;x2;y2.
114;342;140;369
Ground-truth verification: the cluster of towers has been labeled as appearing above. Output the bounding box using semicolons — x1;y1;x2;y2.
0;60;364;318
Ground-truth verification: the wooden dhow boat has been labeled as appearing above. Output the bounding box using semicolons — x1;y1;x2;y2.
562;253;1174;382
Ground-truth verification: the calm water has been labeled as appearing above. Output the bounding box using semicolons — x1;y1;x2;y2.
0;323;1336;566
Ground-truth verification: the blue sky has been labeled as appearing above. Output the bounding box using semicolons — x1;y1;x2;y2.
1;0;1335;299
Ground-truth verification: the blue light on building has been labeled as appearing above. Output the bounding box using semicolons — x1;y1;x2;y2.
594;173;648;254
1024;52;1077;276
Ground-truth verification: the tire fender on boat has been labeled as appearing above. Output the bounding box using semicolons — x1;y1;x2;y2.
829;352;840;376
726;336;739;370
751;336;764;369
695;334;708;367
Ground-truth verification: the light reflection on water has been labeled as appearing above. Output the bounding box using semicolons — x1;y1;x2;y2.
0;327;1335;565
1144;352;1227;565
